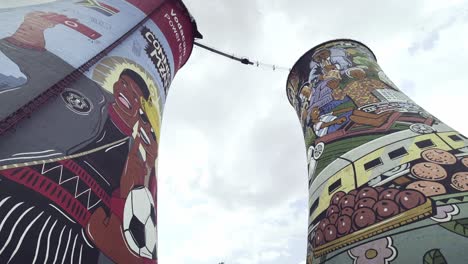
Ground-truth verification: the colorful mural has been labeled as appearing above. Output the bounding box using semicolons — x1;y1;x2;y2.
0;0;199;263
287;39;468;263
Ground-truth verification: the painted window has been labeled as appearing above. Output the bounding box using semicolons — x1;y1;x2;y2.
364;158;383;171
388;147;409;160
415;139;435;149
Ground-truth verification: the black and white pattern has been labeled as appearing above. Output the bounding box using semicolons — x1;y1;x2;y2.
0;182;99;264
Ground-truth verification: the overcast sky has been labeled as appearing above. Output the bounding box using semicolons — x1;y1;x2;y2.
161;1;468;263
2;0;468;263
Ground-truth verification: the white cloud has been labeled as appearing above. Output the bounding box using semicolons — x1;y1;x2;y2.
5;0;467;264
160;0;468;263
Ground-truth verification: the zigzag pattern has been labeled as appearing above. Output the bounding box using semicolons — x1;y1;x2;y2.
41;163;102;210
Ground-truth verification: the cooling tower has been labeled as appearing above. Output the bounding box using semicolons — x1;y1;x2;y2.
0;1;199;263
286;39;468;263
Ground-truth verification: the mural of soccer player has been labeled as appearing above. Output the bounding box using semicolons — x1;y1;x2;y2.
0;67;160;263
80;69;152;189
84;67;161;263
0;50;162;264
112;69;146;130
0;1;197;263
103;68;159;197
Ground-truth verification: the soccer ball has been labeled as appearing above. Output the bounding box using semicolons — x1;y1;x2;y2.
123;186;157;259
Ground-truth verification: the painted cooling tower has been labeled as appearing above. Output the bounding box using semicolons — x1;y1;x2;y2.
286;39;468;263
0;1;199;263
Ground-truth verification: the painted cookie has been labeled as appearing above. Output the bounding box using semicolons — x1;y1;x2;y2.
451;172;468;192
411;162;447;180
421;148;457;165
406;180;446;197
462;157;468;168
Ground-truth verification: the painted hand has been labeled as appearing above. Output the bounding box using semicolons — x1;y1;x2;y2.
86;208;144;264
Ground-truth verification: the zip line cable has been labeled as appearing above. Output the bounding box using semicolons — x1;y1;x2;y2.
194;41;291;72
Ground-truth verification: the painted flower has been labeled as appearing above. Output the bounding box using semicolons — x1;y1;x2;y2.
431;204;460;223
348;237;397;264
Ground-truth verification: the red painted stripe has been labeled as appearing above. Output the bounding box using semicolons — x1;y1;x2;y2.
1;167;90;227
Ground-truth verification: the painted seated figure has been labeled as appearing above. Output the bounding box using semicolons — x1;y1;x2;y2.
287;39;468;264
